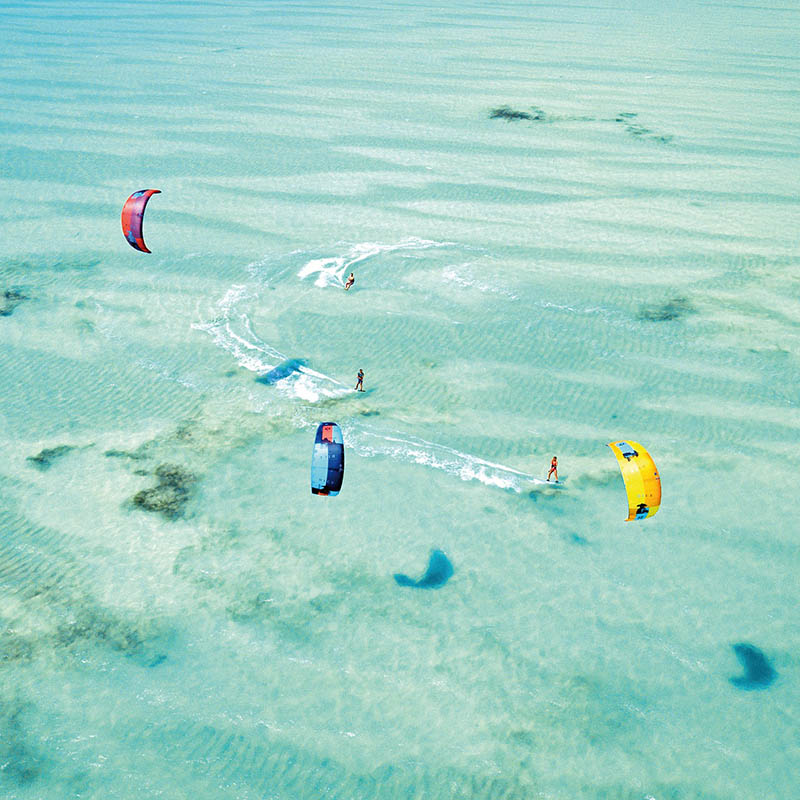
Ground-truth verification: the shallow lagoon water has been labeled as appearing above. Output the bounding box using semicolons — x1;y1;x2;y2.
1;1;799;798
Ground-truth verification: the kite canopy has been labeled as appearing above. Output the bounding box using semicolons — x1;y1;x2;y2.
607;440;661;521
121;189;160;253
311;422;344;496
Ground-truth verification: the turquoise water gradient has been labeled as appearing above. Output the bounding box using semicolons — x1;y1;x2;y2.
1;1;799;798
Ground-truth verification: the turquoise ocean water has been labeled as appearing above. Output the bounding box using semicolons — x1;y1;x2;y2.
1;1;799;797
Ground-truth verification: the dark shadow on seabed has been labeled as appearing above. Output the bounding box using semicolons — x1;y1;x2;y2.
729;643;777;690
256;358;308;385
394;549;453;589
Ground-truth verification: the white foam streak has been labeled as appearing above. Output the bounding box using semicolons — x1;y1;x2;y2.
297;365;346;386
298;238;450;287
345;427;546;491
276;371;352;403
194;283;349;403
442;265;519;299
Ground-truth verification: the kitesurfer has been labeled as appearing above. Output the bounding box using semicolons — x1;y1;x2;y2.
355;369;364;391
344;273;355;291
547;456;558;482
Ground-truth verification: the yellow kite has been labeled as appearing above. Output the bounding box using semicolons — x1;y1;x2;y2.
607;440;661;521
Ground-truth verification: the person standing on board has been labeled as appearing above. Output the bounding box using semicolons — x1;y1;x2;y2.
355;369;364;391
547;456;558;482
344;272;355;290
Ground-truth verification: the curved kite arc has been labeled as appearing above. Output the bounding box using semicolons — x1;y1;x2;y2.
607;440;661;521
311;422;344;496
121;189;161;253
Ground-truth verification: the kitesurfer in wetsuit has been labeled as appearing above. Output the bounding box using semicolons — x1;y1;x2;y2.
344;272;355;290
547;456;558;482
355;369;364;391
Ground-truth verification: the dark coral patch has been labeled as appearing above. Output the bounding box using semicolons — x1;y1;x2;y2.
104;448;149;461
27;445;76;470
0;699;45;785
489;105;546;122
0;289;28;317
638;296;695;322
615;112;673;143
132;463;197;520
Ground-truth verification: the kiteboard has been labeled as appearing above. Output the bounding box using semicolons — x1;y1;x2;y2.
531;478;566;489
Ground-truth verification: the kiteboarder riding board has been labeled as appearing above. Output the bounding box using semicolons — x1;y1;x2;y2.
311;422;344;496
